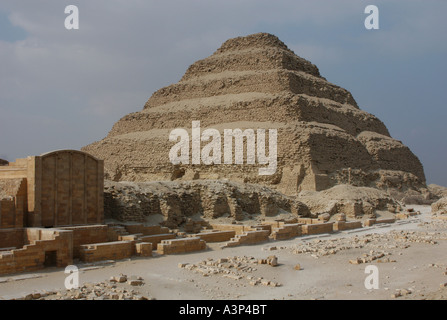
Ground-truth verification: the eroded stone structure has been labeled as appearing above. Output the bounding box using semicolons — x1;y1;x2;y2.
0;150;104;227
83;33;426;195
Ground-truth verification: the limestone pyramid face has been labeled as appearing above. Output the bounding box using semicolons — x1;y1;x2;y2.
82;33;426;195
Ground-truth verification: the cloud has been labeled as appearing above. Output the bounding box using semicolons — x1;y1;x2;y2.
0;0;446;185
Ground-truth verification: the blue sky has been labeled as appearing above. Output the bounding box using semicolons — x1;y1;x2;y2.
0;0;446;186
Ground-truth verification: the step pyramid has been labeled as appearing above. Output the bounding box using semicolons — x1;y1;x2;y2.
83;33;426;195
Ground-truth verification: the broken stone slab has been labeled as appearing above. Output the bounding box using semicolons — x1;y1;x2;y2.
128;279;144;286
267;255;278;267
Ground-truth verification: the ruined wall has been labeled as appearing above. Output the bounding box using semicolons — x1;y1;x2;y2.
333;221;363;231
58;225;109;258
0;228;25;249
270;223;302;240
139;233;176;246
79;241;133;263
34;150;104;227
223;229;271;248
0;150;104;228
301;222;334;235
135;242;152;257
0;229;73;275
157;237;206;255
0;178;27;228
123;224;170;235
192;230;236;243
103;180;310;228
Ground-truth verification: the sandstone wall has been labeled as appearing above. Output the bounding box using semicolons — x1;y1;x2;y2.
0;228;25;249
58;225;109;259
302;222;334;235
192;230;236;243
270;223;302;240
157;237;206;255
0;178;27;228
79;241;133;263
0;229;73;275
0;150;104;228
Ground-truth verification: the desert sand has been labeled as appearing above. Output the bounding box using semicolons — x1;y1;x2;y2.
1;205;446;301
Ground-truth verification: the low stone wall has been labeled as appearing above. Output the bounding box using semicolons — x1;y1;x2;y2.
297;218;322;224
0;228;24;249
118;234;143;241
157;237;206;255
238;230;271;245
0;229;73;275
210;224;249;235
210;223;268;235
333;221;363;231
376;218;396;224
270;223;303;240
301;222;334;235
139;233;176;245
79;241;133;262
59;225;109;259
124;224;170;236
395;212;419;220
192;230;236;243
223;229;271;248
252;224;272;233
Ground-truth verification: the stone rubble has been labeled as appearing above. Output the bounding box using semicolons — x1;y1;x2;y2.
14;274;151;300
349;250;395;265
391;288;414;299
179;256;282;287
291;229;446;261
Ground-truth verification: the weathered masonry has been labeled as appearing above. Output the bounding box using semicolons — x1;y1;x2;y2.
0;150;104;228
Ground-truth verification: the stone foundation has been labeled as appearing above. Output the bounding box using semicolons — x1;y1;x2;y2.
192;230;236;243
270;223;303;240
135;242;152;257
333;221;363;231
301;222;334;235
157;237;206;255
79;241;134;263
0;228;73;275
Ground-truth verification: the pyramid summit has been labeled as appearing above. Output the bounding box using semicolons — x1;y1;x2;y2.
144;32;357;109
83;32;426;195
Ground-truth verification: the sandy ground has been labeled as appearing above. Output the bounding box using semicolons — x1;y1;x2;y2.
1;205;446;301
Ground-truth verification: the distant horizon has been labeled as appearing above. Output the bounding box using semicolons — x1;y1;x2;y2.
1;1;446;187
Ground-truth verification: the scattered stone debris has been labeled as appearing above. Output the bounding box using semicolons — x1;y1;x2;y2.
292;229;445;260
179;256;282;288
391;288;413;299
349;251;395;265
14;275;151;300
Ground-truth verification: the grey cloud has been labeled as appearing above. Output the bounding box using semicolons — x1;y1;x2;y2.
0;0;446;185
